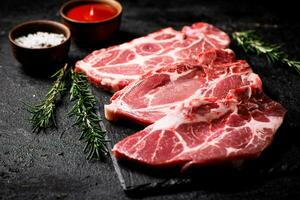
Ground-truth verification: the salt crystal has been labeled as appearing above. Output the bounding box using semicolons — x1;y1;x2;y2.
15;32;66;48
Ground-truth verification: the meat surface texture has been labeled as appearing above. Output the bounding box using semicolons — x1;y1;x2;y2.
104;49;254;125
75;22;230;91
113;89;286;171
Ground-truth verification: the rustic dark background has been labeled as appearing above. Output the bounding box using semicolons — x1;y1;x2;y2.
1;0;300;199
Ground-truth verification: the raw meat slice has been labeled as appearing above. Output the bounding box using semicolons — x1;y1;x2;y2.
112;90;286;171
104;49;262;125
75;22;230;91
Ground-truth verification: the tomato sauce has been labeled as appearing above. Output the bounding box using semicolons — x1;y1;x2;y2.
66;3;117;22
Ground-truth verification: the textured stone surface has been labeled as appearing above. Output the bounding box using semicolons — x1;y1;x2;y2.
0;0;300;199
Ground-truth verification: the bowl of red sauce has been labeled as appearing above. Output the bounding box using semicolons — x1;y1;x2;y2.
60;0;122;44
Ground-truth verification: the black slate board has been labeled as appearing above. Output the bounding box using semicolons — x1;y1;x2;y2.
93;51;300;196
86;1;300;195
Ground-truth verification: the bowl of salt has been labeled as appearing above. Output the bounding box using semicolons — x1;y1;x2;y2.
8;20;71;73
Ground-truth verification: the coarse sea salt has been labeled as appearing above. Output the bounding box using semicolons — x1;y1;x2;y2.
15;32;66;48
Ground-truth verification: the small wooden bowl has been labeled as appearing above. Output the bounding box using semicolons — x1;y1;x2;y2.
60;0;122;44
8;20;71;68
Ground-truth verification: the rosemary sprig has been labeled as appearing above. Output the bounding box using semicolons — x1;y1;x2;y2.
27;65;108;160
27;64;69;133
69;69;108;160
232;30;300;74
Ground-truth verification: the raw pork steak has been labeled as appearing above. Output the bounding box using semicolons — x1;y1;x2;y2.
113;90;286;171
75;22;230;91
105;49;262;125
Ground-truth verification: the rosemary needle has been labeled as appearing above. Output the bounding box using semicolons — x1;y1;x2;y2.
69;69;108;160
27;64;69;133
232;30;300;74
